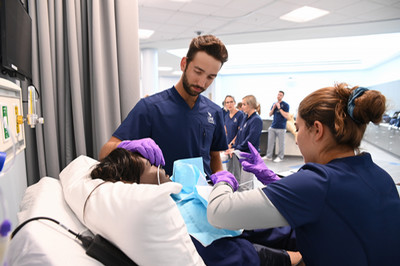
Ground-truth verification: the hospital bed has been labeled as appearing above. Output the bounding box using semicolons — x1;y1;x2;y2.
5;155;400;265
5;155;205;266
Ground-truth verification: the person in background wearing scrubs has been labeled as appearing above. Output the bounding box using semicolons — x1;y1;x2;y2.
228;95;262;153
207;83;400;265
225;95;262;191
265;90;290;163
224;95;244;148
99;35;229;178
221;99;229;121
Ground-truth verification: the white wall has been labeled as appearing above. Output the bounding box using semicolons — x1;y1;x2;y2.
159;76;179;94
157;55;400;119
214;55;400;119
215;70;367;119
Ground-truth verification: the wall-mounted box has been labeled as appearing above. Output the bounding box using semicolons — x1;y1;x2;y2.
0;78;25;165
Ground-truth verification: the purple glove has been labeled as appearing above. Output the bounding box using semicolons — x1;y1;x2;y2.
117;138;165;166
210;171;239;192
239;142;280;185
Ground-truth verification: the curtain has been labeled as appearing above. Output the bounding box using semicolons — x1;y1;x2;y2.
26;0;141;184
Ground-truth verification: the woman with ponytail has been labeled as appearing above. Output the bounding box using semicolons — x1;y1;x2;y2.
208;83;400;266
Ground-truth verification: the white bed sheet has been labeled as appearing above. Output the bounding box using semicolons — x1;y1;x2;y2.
5;177;102;266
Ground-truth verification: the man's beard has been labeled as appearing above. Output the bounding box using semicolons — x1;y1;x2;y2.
182;70;205;97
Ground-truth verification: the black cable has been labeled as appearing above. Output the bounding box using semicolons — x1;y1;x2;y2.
11;216;78;239
10;216;137;266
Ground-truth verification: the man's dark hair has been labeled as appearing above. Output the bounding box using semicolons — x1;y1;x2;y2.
186;35;228;66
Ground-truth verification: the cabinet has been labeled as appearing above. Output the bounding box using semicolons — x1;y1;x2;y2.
363;123;400;157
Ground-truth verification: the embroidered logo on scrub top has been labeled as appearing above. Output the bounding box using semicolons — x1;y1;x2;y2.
207;112;214;124
234;118;237;123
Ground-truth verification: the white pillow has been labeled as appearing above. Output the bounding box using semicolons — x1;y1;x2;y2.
8;177;101;266
59;155;204;266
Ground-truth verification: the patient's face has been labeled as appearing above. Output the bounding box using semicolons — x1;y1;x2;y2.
139;158;170;185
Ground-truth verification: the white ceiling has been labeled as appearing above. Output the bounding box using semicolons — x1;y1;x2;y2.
138;0;400;76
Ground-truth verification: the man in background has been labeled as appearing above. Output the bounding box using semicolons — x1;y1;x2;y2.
265;91;290;162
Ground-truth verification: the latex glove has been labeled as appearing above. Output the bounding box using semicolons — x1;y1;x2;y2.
210;171;238;192
117;138;165;166
239;142;280;185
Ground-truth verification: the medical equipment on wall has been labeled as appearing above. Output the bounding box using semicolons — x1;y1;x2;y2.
26;85;44;128
0;78;26;166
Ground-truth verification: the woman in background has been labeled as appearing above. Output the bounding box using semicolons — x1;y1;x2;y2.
225;95;262;191
223;95;244;148
229;95;262;153
208;83;400;265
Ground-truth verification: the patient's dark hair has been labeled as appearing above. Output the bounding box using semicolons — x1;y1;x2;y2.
91;148;144;184
84;148;145;222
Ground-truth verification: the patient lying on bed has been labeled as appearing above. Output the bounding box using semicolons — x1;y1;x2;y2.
91;148;302;266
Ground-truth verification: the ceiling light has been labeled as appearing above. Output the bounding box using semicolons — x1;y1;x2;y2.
280;6;329;23
139;29;154;39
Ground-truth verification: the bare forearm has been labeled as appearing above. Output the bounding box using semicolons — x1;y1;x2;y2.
279;109;290;120
210;151;223;173
99;136;122;159
269;108;274;117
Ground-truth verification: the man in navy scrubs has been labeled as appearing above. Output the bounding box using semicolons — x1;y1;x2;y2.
99;35;229;177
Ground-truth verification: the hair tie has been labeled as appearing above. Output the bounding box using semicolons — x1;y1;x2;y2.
347;87;368;124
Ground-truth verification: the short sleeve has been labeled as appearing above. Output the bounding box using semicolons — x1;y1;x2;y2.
113;99;152;140
283;102;289;112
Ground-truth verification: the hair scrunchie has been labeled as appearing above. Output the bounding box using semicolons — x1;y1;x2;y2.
347;87;368;124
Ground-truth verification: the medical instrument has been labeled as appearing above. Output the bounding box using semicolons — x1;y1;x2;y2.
26;85;44;128
11;216;137;266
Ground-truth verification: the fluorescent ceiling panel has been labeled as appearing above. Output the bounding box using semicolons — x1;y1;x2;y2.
139;29;154;39
280;6;330;23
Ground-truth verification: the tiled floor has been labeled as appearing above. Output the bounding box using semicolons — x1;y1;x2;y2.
263;140;400;184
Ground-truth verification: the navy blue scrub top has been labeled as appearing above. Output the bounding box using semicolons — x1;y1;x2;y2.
271;101;289;129
113;86;228;176
224;111;244;145
233;112;262;152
